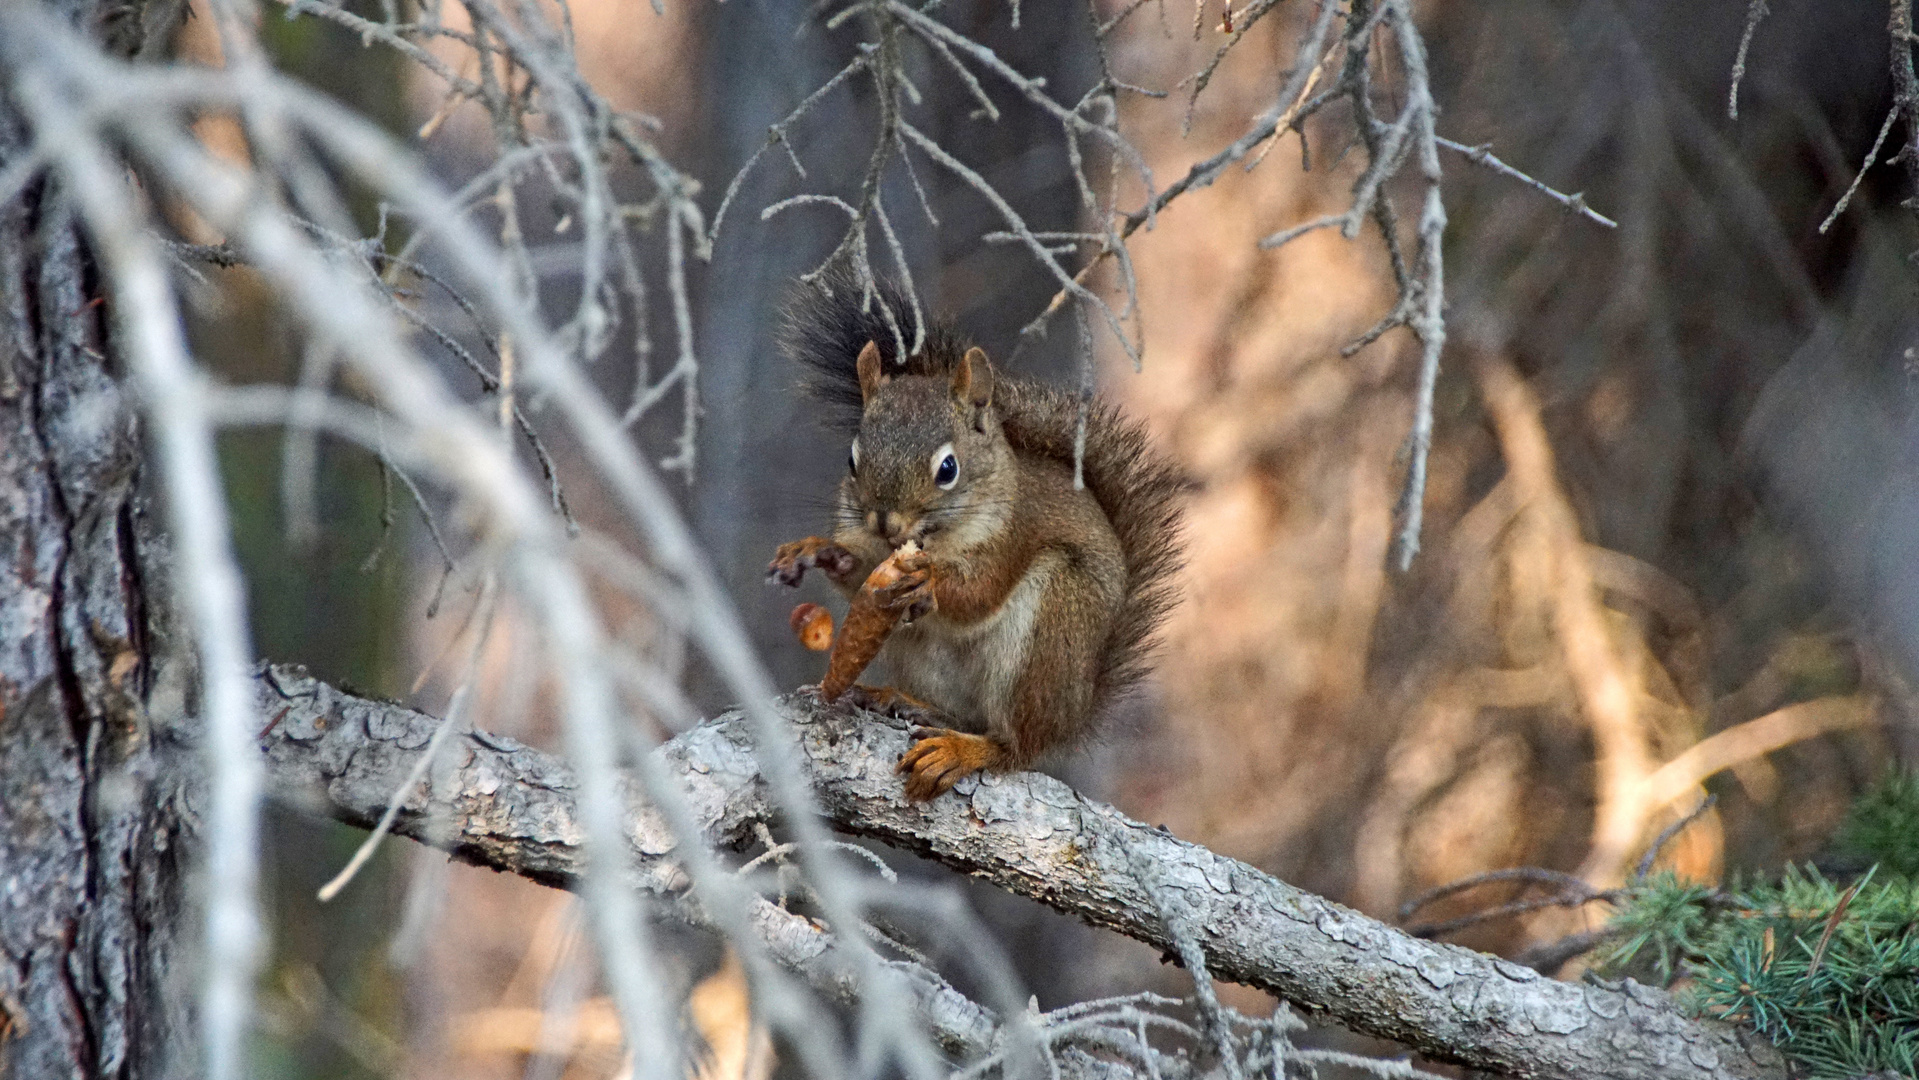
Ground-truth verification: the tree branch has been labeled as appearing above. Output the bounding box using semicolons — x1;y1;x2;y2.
252;663;1008;1065
255;664;1787;1080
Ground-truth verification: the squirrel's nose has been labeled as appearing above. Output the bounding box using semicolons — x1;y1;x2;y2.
880;511;915;544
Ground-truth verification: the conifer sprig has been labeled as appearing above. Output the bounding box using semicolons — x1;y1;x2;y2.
1600;771;1919;1079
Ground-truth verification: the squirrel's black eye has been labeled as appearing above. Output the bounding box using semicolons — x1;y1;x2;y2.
932;443;959;490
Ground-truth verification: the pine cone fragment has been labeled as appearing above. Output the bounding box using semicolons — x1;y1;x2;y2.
818;542;930;702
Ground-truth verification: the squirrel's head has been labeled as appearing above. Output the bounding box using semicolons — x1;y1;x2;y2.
840;340;1015;552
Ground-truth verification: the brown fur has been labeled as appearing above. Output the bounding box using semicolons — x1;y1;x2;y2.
774;276;1184;798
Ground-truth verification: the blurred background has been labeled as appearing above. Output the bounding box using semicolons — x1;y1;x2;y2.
174;0;1919;1075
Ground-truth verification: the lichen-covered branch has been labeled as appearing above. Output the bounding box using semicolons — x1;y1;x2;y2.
256;665;1788;1080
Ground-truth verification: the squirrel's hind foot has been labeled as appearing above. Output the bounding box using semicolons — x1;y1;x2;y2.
897;729;1006;802
839;684;943;725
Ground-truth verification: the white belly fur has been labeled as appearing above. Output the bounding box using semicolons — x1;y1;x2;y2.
879;552;1060;732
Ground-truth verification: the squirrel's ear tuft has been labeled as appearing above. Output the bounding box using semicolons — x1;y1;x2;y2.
856;341;888;403
952;346;995;414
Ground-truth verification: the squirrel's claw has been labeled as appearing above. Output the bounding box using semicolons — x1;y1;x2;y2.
897;729;1003;801
840;685;943;726
873;553;935;621
768;537;859;587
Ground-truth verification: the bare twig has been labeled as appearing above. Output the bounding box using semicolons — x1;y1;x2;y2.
1818;106;1897;235
1383;0;1448;571
1634;795;1720;882
1890;0;1919;225
1635;697;1876;814
1516;928;1622;974
1399;867;1602;922
315;575;499;902
1436;138;1618;229
1727;0;1769;120
1478;354;1652;887
1400;867;1618;941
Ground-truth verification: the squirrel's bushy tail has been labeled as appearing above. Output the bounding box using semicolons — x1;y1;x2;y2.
779;270;969;429
996;384;1184;707
780;273;1184;709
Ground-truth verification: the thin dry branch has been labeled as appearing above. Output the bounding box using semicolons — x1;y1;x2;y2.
1818;107;1897;235
1889;0;1919;221
1400;868;1606;922
1727;0;1769;121
1634;696;1876;814
1436;138;1617;229
1477;353;1655;888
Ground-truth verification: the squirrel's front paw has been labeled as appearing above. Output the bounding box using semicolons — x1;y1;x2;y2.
872;550;935;621
767;537;859;587
896;729;1004;801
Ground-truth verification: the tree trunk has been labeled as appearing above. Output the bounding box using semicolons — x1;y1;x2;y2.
0;6;197;1073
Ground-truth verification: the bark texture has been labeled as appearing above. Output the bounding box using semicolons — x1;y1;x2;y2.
254;666;1790;1080
0;17;197;1071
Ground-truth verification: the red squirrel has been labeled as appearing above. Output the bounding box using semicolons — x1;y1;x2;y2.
769;278;1183;800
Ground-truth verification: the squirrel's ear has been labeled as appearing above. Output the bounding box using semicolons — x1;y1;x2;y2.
856;341;888;403
952;346;995;413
